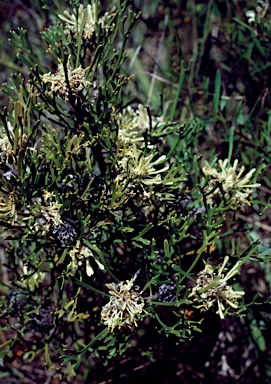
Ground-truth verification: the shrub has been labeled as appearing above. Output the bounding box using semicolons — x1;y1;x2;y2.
0;0;269;382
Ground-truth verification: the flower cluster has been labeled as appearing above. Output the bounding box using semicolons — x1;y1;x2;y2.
32;191;62;235
59;3;111;40
68;240;104;277
101;274;144;330
0;193;16;223
116;104;163;150
246;0;269;24
115;105;168;192
190;257;245;319
22;266;46;292
0;125;14;162
202;158;260;209
0;122;27;163
116;145;168;188
41;61;90;100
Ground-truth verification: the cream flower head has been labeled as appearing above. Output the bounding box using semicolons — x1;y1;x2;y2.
202;158;260;209
113;105;170;198
59;3;111;39
0;125;14;162
116;104;163;150
0;193;16;224
33;191;62;235
115;145;169;197
22;266;46;292
246;0;269;24
101;273;144;331
0;122;27;163
190;256;245;319
41;61;90;100
68;240;104;277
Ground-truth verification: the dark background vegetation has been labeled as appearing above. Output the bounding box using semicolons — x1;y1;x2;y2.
1;0;271;383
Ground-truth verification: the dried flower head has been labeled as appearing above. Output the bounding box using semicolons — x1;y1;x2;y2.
30;306;54;332
51;218;78;248
157;281;177;302
101;273;144;330
68;240;104;276
190;256;245;319
59;3;111;39
41;61;90;100
33;191;62;235
202;158;260;209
